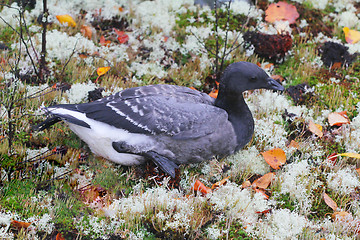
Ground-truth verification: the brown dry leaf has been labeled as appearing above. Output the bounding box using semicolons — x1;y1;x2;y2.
10;220;31;230
330;62;342;70
242;180;251;188
265;1;299;24
328;111;350;126
81;25;92;40
343;27;360;44
56;233;65;240
254;188;269;199
192;180;212;195
211;176;229;190
287;140;299;149
261;148;286;170
323;193;338;211
356;168;360;176
332;211;352;222
100;36;111;47
252;172;275;189
308;120;323;137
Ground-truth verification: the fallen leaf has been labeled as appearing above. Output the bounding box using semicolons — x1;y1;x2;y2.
252;172;275;189
192;180;212;195
189;86;197;90
100;36;111;47
343;27;360;44
56;233;65;240
328;111;350;126
326;153;338;166
119;7;124;12
211;176;229;190
332;211;352;222
308;120;323;138
287;140;299;149
209;89;218;98
338;152;360;159
254;188;269;199
10;220;31;229
114;29;129;44
323;193;338;211
81;25;92;40
356;168;360;176
330;62;342;70
265;1;299;24
56;14;76;27
241;180;251;188
261;148;286;170
97;67;110;77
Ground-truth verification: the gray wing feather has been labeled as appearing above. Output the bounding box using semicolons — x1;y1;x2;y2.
78;85;227;139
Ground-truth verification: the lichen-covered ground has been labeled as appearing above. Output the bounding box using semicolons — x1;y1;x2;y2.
1;0;360;239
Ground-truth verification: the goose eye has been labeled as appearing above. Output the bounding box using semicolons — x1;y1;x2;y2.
250;76;257;82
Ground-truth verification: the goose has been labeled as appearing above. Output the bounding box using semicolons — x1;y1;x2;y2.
35;61;284;178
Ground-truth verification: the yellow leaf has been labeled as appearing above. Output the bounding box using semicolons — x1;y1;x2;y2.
308;120;323;138
338;152;360;159
343;27;360;44
96;67;110;77
56;14;76;27
261;148;286;170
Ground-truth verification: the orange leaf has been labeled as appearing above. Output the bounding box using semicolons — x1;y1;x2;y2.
261;148;286;170
97;67;110;77
343;27;360;44
241;180;251;188
323;193;338;211
11;220;31;229
114;29;129;44
100;36;111;47
208;89;218;98
265;1;299;24
356;168;360;176
332;211;352;222
330;62;342;70
81;25;92;40
56;14;76;27
192;180;212;195
119;7;124;12
287;140;299;149
254;188;269;199
189;86;197;90
328;111;350;126
56;233;65;240
211;176;229;190
252;172;275;189
308;120;323;138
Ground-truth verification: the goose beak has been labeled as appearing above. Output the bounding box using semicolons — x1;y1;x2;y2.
266;77;285;91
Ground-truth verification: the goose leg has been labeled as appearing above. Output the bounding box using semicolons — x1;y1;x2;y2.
112;142;178;178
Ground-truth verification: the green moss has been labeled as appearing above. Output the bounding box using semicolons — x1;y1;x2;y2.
274;193;297;212
0;179;47;218
219;220;254;240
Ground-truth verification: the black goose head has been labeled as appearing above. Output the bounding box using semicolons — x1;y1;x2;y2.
219;62;284;95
